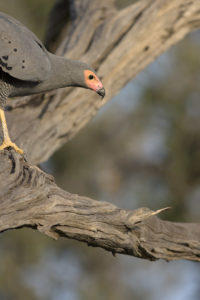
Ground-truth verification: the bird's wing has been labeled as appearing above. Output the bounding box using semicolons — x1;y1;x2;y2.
0;12;51;82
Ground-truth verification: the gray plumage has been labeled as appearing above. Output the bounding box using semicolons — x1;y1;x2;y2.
0;12;50;82
0;11;105;107
0;11;105;154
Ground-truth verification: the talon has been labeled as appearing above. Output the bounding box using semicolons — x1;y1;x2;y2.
0;108;23;155
0;141;24;154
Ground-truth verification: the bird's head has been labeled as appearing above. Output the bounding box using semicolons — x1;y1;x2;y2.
84;69;105;98
66;60;105;97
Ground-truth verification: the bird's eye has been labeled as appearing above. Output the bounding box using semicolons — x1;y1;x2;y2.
88;74;94;80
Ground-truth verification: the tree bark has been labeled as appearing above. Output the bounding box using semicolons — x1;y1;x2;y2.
1;151;200;262
0;0;200;262
5;0;200;164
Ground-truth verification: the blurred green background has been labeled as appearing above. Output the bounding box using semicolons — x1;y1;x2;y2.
0;1;200;299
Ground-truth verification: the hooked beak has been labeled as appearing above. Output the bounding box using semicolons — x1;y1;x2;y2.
97;87;105;98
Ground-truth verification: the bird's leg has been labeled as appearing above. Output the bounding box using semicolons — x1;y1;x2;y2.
0;108;23;154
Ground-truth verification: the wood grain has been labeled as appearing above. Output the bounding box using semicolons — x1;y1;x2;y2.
4;0;200;164
0;0;200;262
0;150;199;261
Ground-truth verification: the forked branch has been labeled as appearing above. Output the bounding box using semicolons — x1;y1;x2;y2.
4;0;200;164
0;0;200;262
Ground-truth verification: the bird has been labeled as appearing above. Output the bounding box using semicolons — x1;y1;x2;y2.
0;12;105;154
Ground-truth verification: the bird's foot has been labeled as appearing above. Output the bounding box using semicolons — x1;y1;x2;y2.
0;140;24;154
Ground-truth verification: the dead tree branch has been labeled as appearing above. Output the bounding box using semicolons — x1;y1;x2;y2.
4;0;200;164
0;0;200;262
0;151;200;262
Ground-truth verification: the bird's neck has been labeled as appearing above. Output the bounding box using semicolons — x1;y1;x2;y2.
10;53;86;97
39;53;83;91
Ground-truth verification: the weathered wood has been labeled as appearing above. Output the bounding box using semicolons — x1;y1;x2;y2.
3;0;200;164
0;150;200;262
0;0;200;262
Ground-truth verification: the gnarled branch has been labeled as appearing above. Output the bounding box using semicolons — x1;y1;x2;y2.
5;0;200;164
0;151;200;262
0;0;200;262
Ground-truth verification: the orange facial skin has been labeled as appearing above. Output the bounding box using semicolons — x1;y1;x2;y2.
84;70;103;92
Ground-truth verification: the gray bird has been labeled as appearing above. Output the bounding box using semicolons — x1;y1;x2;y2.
0;12;105;154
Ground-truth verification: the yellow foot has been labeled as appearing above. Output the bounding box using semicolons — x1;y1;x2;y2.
0;141;24;154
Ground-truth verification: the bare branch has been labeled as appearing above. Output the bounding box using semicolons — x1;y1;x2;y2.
0;0;200;263
0;151;200;262
3;0;200;164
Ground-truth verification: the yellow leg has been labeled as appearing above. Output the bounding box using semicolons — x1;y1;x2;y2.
0;108;23;154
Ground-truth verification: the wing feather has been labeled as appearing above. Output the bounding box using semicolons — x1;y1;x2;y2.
0;12;51;82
